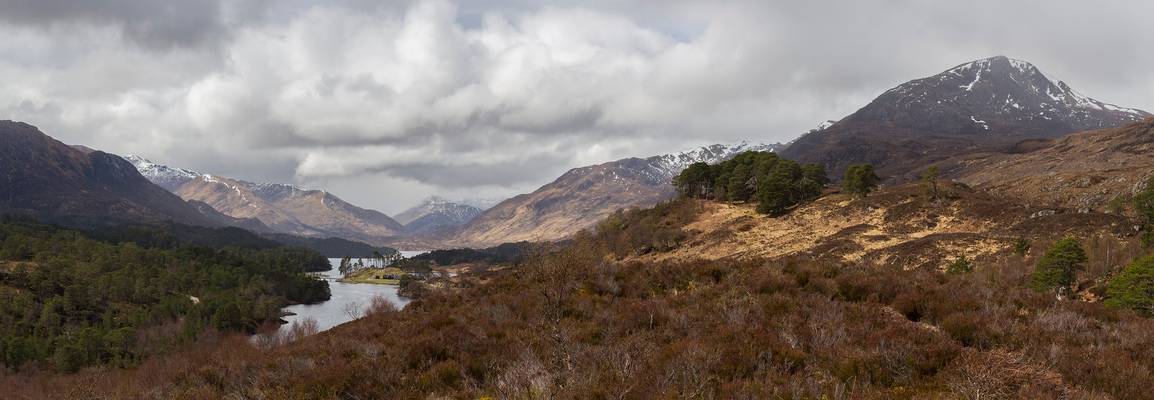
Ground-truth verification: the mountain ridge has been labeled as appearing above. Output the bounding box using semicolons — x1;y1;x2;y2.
434;141;783;247
126;156;405;245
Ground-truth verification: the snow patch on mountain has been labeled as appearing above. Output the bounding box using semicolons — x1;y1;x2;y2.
125;155;202;191
396;196;483;234
636;141;784;186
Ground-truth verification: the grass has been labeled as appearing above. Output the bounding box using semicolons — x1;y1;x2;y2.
339;267;405;285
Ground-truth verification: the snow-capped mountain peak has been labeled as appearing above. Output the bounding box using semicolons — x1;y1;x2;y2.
125;155;202;191
395;196;483;234
858;55;1150;135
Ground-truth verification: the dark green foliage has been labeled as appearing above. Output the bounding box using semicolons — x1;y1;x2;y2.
0;220;330;372
672;151;826;215
409;242;532;266
1029;238;1087;296
1013;237;1031;257
1105;255;1154;316
843;163;880;198
266;234;399;259
946;256;972;274
673;162;715;198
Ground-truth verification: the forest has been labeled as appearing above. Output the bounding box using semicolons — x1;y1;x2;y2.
0;218;330;373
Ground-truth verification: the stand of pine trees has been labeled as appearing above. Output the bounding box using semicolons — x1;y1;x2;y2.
673;151;828;215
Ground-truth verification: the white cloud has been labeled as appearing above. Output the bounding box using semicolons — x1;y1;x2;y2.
1;0;1153;213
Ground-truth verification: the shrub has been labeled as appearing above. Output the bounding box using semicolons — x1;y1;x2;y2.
946;256;973;274
1013;237;1031;257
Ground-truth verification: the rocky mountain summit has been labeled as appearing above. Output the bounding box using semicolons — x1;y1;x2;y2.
783;56;1150;180
395;197;483;235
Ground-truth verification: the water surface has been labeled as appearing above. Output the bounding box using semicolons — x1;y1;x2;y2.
276;255;423;336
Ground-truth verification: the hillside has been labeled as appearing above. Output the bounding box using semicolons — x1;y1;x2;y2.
953;118;1154;212
127;156;405;245
0;121;217;227
642;182;1131;271
442;142;780;247
782;56;1151;181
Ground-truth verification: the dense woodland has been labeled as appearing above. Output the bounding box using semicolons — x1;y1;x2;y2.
674;151;829;215
0;218;330;373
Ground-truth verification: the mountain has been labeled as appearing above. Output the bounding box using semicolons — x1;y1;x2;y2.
782;56;1151;180
952;118;1154;213
395;197;483;235
126;156;405;244
443;142;781;246
0;121;217;227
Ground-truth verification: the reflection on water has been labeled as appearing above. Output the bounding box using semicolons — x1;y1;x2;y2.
275;254;424;336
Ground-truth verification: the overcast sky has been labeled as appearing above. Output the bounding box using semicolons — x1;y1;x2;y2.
2;0;1152;214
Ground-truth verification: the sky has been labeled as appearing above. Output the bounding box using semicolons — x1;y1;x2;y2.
1;0;1152;214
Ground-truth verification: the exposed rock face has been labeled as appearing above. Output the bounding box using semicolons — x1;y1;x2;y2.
442;142;782;247
782;56;1150;181
395;197;482;235
0;121;216;227
954;118;1154;213
127;156;405;244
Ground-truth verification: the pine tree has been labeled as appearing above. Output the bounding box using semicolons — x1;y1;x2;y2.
1029;238;1087;298
1105;254;1154;316
843;163;880;198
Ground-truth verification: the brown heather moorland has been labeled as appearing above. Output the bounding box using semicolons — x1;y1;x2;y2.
5;183;1154;399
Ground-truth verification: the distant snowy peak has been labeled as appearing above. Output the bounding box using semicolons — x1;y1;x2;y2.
860;55;1150;134
125;155;202;191
126;155;311;197
395;196;483;234
942;56;1146;117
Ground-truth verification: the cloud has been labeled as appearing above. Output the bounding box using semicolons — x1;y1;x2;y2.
1;0;1153;213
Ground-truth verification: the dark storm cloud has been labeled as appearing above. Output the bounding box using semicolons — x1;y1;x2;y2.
1;0;1152;212
0;0;244;49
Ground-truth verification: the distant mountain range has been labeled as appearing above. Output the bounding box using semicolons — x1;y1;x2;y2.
394;196;483;235
6;55;1148;252
782;55;1151;180
127;156;405;245
436;142;782;246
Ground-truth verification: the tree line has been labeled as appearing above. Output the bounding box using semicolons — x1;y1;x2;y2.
673;151;879;215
